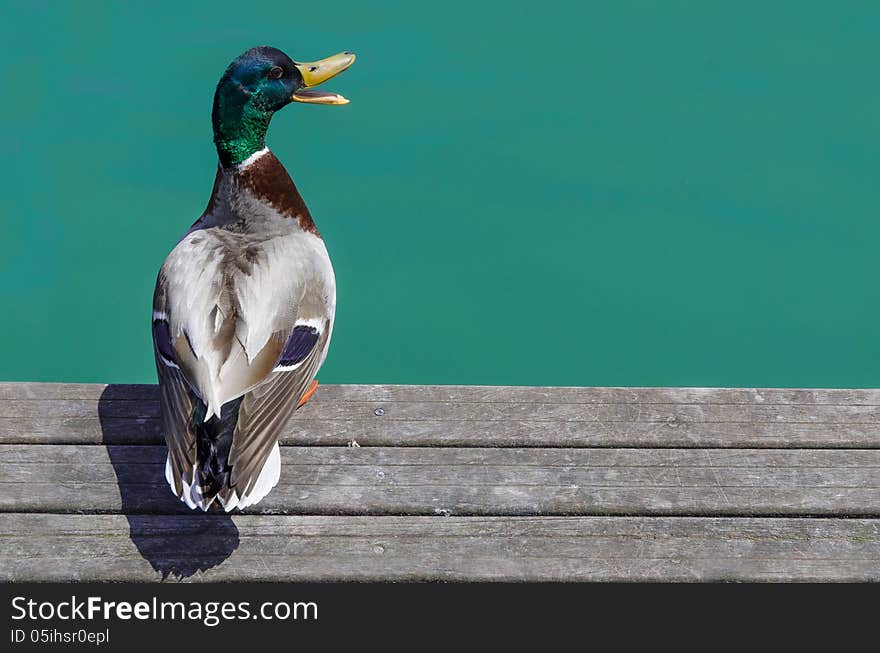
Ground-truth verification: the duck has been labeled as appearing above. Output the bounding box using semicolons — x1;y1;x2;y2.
151;46;355;511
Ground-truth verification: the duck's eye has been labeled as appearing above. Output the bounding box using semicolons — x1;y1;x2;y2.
269;66;284;79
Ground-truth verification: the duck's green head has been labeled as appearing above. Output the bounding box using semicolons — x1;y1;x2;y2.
212;46;356;167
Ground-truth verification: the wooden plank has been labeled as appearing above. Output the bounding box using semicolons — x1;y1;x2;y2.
3;444;879;516
5;416;875;448
2;385;878;448
4;382;880;405
6;398;879;422
2;514;878;582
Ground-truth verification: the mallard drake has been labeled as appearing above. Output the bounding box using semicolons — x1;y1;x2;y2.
152;46;355;511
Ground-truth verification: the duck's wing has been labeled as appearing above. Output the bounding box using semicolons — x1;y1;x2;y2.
154;310;330;509
225;321;331;509
155;357;198;498
152;279;198;500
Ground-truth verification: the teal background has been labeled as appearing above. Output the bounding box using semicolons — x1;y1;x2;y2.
1;1;878;387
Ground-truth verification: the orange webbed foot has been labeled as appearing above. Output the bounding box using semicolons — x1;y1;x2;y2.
297;379;319;409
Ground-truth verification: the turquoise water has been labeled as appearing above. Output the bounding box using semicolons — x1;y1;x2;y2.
2;1;879;388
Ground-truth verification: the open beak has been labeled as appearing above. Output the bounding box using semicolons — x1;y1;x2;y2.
293;52;356;105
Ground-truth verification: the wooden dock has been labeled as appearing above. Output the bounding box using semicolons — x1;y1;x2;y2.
2;382;879;582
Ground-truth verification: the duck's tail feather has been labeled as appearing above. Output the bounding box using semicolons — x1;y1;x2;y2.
164;394;281;512
222;442;281;511
191;396;241;505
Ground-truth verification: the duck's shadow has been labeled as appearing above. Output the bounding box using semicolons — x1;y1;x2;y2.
99;385;240;580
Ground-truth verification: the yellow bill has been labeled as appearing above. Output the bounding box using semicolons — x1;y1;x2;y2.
293;52;356;105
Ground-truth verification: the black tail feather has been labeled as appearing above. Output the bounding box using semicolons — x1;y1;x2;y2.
188;397;244;500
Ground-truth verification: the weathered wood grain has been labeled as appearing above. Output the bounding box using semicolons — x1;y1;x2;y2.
2;384;878;448
3;444;879;516
3;382;879;582
5;416;877;448
2;514;878;582
7;398;880;422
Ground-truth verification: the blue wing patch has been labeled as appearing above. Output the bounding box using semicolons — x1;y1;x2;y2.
152;318;178;367
277;325;320;369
